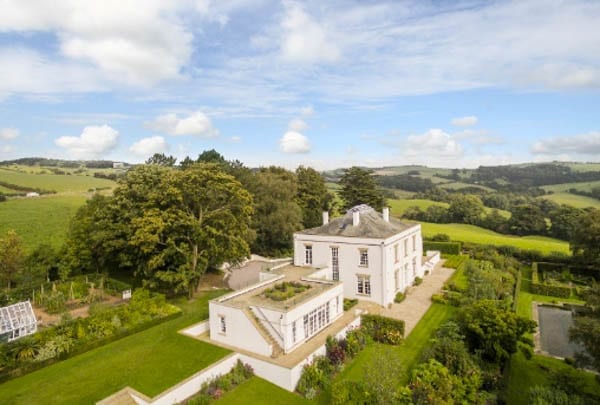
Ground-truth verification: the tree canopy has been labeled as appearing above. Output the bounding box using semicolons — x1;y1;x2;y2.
339;166;385;211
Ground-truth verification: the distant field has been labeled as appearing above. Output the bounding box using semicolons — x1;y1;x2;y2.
540;192;600;209
0;167;116;193
389;198;510;218
418;222;570;254
563;162;600;172
389;198;448;216
373;166;453;177
439;181;494;192
0;195;87;250
542;180;600;193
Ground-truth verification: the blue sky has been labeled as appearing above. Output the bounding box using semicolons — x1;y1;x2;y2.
0;0;599;169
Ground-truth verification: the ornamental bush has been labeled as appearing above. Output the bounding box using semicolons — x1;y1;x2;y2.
395;292;406;303
362;314;405;345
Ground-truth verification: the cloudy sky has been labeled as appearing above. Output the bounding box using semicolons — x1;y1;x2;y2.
0;0;599;169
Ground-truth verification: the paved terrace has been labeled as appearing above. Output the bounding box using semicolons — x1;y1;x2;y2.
380;262;454;335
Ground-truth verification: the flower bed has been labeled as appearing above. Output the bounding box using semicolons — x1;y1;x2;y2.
263;281;311;301
182;360;254;404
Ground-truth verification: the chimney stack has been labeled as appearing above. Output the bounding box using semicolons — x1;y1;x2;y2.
353;211;360;226
322;211;329;225
383;207;390;222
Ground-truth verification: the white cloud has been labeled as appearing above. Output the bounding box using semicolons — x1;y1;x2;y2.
145;111;219;137
230;136;241;143
451;116;478;127
406;129;463;158
531;132;600;155
1;145;15;153
129;135;168;157
453;129;503;146
0;1;194;87
288;118;308;132
54;125;119;159
300;105;315;117
280;1;341;64
0;128;19;140
279;131;311;153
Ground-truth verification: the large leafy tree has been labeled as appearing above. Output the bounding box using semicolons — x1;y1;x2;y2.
458;300;535;365
508;204;547;236
447;194;485;225
125;164;253;297
339;166;385;211
0;230;24;290
570;207;600;266
145;153;177;166
67;164;253;297
549;205;582;241
296;166;332;228
249;167;303;256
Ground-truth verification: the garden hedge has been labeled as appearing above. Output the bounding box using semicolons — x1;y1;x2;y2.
423;241;461;255
361;314;405;345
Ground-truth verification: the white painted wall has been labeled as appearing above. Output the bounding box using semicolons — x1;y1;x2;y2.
209;301;272;357
294;223;423;306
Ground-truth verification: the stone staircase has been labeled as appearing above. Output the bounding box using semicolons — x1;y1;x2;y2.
242;308;284;358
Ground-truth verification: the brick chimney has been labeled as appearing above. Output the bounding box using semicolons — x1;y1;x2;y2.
383;207;389;222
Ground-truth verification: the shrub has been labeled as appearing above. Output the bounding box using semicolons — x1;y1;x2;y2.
431;294;448;305
394;292;406;303
326;336;346;366
186;360;254;404
345;327;369;357
343;298;358;311
331;380;367;405
263;281;310;301
413;277;423;286
296;356;331;398
361;314;405;345
431;233;450;242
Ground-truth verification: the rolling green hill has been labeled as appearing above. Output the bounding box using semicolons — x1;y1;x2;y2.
0;167;116;193
540;192;600;209
542;180;600;193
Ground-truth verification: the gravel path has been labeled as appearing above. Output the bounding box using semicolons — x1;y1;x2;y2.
380;263;455;336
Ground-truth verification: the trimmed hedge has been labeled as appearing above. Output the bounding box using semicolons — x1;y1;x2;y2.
361;314;405;345
394;292;406;303
530;262;572;298
423;241;461;255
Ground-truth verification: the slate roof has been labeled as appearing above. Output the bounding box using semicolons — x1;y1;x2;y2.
298;204;417;239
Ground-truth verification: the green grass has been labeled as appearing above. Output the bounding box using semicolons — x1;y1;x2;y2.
506;351;600;405
218;376;309;404
540;192;600;209
439;181;494;192
418;222;570;255
0;195;87;250
389;198;449;216
445;259;468;290
0;291;231;404
0;167;116;193
542;180;600;193
337;303;457;385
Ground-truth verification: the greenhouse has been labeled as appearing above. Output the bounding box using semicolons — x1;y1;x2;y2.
0;301;38;342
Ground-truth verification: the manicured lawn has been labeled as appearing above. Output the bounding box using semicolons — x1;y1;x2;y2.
0;167;116;193
445;259;468;290
506;351;600;404
540;192;600;209
0;291;230;404
0;195;88;250
218;376;309;405
337;303;457;385
419;222;570;255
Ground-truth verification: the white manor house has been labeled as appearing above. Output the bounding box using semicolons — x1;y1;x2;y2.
208;204;439;358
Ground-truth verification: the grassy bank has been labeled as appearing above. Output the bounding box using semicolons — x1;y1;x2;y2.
0;291;230;404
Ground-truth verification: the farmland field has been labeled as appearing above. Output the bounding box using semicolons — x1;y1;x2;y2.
439;181;494;192
418;222;570;254
0;195;87;250
542;180;600;193
540;192;600;209
388;198;449;215
0;167;116;193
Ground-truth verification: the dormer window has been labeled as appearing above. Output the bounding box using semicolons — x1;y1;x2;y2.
305;245;313;265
